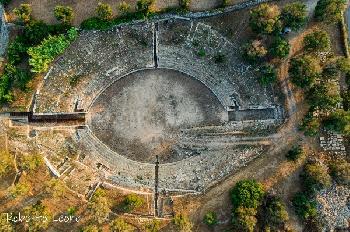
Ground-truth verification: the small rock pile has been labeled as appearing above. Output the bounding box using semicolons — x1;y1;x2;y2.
320;131;346;155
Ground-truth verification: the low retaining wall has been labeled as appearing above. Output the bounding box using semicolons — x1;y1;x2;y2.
0;4;8;56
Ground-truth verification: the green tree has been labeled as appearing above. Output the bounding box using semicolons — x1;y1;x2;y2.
244;40;267;63
122;193;144;212
329;159;350;185
289;55;320;88
110;217;134;232
54;5;74;24
230;179;265;209
286;145;304;161
322;109;350;135
44;179;67;198
0;213;14;232
82;225;100;232
307;83;341;111
23;201;52;231
13;4;32;24
0;151;13;178
7;37;29;65
302;162;332;192
88;188;111;224
259;64;277;86
145;219;160;232
203;211;218;226
315;0;346;24
96;2;113;21
292;192;317;220
118;1;131;15
262;195;289;229
232;207;257;232
18;154;43;172
173;213;193;232
304;30;331;52
249;4;281;34
180;0;191;11
281;2;307;30
300;113;320;136
270;36;290;58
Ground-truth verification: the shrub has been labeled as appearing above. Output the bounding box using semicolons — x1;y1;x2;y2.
96;2;113;21
336;57;350;73
173;213;193;232
180;0;191;11
315;0;346;24
7;37;28;65
44;179;67;198
23;201;52;231
322;109;350;135
289;55;320;88
292;192;317;220
145;219;160;232
197;48;206;57
307;83;341;111
122;193;144;212
262;195;289;229
118;1;131;15
322;62;339;80
304;30;331;52
88;188;111;224
232;207;257;232
0;213;14;231
300;113;320;136
269;36;290;58
0;0;12;6
28;27;78;73
230;179;265;209
0;64;16;103
259;64;277;86
13;4;32;24
9;182;30;198
302;162;332;192
110;217;134;232
249;4;281;34
0;151;13;178
136;0;155;17
82;225;100;232
203;211;218;226
329;159;350;185
281;2;307;30
213;53;226;63
244;40;267;63
54;5;74;24
18;154;43;172
286;145;304;161
13;68;32;91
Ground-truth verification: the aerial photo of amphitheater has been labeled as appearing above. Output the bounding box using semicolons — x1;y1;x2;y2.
0;0;349;231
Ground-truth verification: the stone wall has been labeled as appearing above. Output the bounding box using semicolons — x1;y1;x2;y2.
0;4;8;56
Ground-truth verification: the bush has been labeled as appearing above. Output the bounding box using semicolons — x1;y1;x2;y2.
28;27;78;73
286;145;304;161
262;195;289;229
232;207;257;232
329;159;350;185
44;179;67;198
7;37;29;65
322;109;350;135
145;219;160;232
136;0;155;17
180;0;191;11
302;162;332;192
18;154;43;172
244;40;267;63
82;225;100;232
213;53;226;63
203;211;218;226
0;151;13;178
269;36;290;58
0;64;16;103
315;0;346;24
96;2;113;21
304;30;331;52
0;0;12;6
300;113;320;136
249;4;281;34
292;192;317;220
322;62;339;80
13;4;32;24
230;179;265;209
0;213;14;231
88;188;111;224
173;213;193;232
54;5;74;24
307;83;341;111
13;68;32;91
122;193;144;212
289;55;320;88
259;64;277;86
118;1;131;15
281;2;307;30
24;201;52;231
9;182;30;198
110;217;134;232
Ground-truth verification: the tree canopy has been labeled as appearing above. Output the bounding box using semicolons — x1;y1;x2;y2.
281;2;307;30
249;4;281;34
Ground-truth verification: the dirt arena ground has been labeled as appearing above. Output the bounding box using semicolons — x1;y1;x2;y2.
87;68;226;163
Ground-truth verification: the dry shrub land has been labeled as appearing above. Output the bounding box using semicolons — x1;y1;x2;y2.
0;0;349;231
